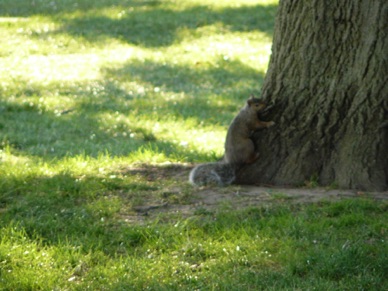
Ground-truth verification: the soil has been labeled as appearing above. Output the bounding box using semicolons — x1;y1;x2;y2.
121;164;388;224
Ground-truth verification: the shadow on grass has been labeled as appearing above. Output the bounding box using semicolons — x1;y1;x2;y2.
99;58;265;123
0;94;211;160
0;0;162;17
102;58;264;94
1;0;277;47
55;5;277;47
0;160;197;256
0;51;265;159
0;170;161;251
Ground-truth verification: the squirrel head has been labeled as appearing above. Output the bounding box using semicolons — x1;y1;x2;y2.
247;95;267;113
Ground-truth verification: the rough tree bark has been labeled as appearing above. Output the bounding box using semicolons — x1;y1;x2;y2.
236;0;388;191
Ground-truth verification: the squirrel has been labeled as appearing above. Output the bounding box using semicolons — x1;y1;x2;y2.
189;95;275;186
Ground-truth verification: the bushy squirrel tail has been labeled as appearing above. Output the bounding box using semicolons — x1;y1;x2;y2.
189;162;235;186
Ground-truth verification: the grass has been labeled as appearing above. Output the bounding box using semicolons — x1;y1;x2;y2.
1;200;386;289
0;0;387;290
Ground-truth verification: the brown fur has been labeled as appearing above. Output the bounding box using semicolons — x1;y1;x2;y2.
224;96;275;166
189;95;275;186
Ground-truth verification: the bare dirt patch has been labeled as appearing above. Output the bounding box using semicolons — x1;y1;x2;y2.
120;164;388;224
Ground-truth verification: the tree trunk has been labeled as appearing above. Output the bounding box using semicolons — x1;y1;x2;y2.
236;0;388;191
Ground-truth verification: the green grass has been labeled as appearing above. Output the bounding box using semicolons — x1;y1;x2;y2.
0;0;275;161
1;200;387;289
1;0;387;290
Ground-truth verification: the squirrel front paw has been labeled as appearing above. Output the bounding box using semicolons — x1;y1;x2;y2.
267;121;275;127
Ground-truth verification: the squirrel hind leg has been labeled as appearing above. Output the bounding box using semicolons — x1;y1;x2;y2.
216;164;236;186
246;152;259;164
